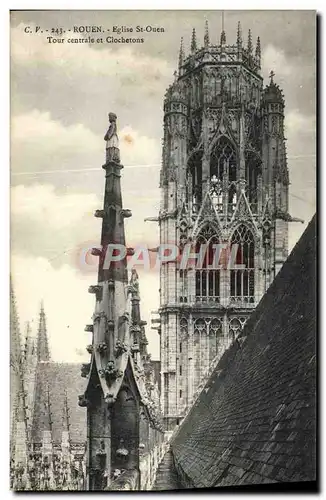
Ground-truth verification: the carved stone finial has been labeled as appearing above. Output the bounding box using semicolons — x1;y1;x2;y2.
204;20;209;47
104;112;120;164
269;70;275;84
191;28;197;53
237;21;242;47
247;29;253;53
114;340;128;357
104;360;123;382
255;36;261;62
178;37;184;70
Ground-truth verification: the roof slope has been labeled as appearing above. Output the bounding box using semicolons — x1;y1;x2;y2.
31;362;87;445
172;215;316;487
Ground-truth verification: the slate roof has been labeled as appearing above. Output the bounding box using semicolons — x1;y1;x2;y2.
171;215;317;487
31;362;87;445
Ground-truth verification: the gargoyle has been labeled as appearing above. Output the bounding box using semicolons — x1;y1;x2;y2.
81;363;91;378
78;394;90;407
97;342;108;354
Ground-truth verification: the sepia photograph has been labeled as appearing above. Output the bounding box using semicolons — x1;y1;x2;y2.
10;9;316;491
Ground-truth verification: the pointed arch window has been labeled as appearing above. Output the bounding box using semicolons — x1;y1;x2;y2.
193;318;206;387
208;318;222;364
229;317;242;342
195;226;220;303
210;137;237;183
230;225;255;304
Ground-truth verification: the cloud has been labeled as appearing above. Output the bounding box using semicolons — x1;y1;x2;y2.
11;183;102;268
11;254;160;362
285;110;316;137
119;126;160;166
11;254;96;363
11;183;100;229
11;110;161;177
261;44;295;80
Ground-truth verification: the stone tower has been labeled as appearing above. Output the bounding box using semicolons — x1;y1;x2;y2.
159;22;293;430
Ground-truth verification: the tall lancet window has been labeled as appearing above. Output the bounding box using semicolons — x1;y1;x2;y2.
195;226;220;303
210;137;237;182
230;225;255;304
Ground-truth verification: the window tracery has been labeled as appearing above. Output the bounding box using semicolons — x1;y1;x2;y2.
229;317;242;341
195;226;221;303
210;137;237;182
230;225;255;304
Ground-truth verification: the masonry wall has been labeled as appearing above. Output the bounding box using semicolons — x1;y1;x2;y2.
171;215;316;488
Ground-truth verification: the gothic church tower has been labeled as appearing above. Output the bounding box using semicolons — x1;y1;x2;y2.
159;22;292;430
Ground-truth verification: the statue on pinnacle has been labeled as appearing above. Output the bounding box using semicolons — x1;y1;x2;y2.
104;112;120;163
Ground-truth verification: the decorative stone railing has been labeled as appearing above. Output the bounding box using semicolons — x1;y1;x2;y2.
139;440;167;490
106;469;139;491
106;440;167;491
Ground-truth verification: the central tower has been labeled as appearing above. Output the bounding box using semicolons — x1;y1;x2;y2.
159;22;291;430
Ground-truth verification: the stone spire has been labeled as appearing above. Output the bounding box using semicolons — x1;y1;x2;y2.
44;384;53;436
237;21;242;47
36;302;50;362
178;37;184;72
23;322;35;367
10;279;22;370
129;269;148;360
204;20;209;47
60;390;72;490
94;113;128;284
191;28;197;53
10;279;24;457
220;11;226;45
247;29;253;53
255;36;261;63
220;27;226;45
61;389;70;437
12;368;30;490
40;385;55;489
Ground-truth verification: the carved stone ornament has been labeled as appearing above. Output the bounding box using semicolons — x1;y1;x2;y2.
78;394;89;408
97;342;108;354
86;344;94;354
114;340;128;357
104;360;123;382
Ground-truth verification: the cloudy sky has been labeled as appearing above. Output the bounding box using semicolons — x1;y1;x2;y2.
10;10;316;363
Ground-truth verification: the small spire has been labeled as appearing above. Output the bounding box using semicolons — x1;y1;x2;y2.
178;37;184;69
191;28;197;53
10;279;23;369
62;389;71;434
247;29;253;53
204;20;209;47
23;322;31;364
220;11;226;45
45;384;53;434
237;21;242;47
36;302;50;362
255;36;261;60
